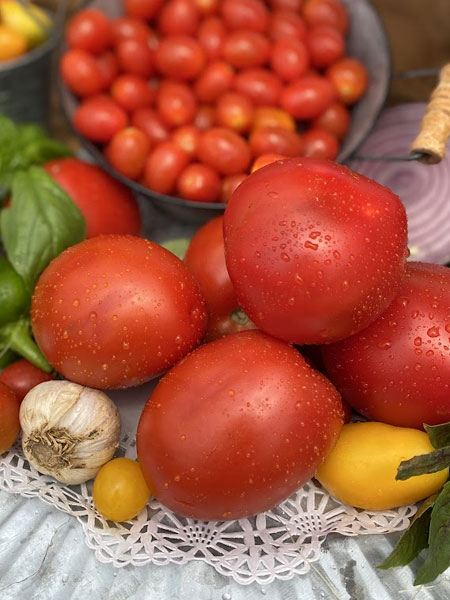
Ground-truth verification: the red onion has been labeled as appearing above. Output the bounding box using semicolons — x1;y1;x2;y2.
347;103;450;265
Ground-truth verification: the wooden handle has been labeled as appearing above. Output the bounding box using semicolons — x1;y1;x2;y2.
410;64;450;164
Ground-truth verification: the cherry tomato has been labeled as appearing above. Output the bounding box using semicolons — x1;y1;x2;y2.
136;330;344;520
105;127;151;180
93;458;152;522
194;61;235;104
322;263;450;429
0;360;53;403
280;74;336;120
223;158;408;345
270;0;304;10
0;382;20;453
96;51;119;89
312;101;350;139
44;158;141;238
0;25;26;61
252;106;295;132
306;26;344;68
60;49;104;97
194;0;219;15
194;105;216;130
158;0;200;35
177;163;221;202
73;95;128;143
197;16;226;60
302;0;349;34
251;152;287;172
111;17;154;45
66;9;112;55
171;125;201;157
132;108;170;145
269;9;307;40
155;35;205;80
326;57;369;105
198;128;252;175
250;126;303;157
116;38;154;78
221;173;247;203
215;92;254;134
31;236;207;389
270;38;309;82
222;31;270;70
302;127;339;159
145;141;190;194
111;75;155;113
156;80;197;128
221;0;269;33
124;0;164;20
234;68;282;106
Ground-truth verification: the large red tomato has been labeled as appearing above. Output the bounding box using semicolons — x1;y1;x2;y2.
223;158;408;345
321;262;450;429
136;330;344;520
31;236;208;389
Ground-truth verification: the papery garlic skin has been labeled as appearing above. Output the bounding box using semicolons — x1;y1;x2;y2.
20;380;121;485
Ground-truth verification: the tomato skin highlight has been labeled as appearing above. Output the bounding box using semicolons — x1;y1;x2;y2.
31;236;208;389
136;330;344;520
223;158;408;345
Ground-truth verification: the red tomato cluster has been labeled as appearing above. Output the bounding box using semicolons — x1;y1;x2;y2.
60;0;368;203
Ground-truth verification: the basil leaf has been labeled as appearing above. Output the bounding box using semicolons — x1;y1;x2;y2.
1;166;86;291
396;447;450;480
414;481;450;585
424;422;450;449
378;494;437;569
0;318;51;372
22;138;72;166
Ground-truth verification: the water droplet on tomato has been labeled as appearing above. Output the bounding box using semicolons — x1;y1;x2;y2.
414;337;422;346
427;326;440;338
287;297;295;306
72;299;80;307
280;252;290;262
377;341;391;350
62;330;68;339
309;231;321;239
90;312;97;320
228;389;235;397
305;241;318;251
426;350;434;357
333;250;341;260
102;364;108;371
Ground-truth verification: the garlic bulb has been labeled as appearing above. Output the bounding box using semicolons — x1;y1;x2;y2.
20;380;121;485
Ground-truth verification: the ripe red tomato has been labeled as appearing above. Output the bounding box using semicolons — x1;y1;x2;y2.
60;49;104;97
198;128;252;175
326;58;369;105
306;26;344;68
111;75;155;113
44;158;141;238
249;126;303;157
0;382;20;453
0;360;53;402
171;125;201;157
116;38;155;78
221;173;247;203
31;236;207;389
105;127;151;180
270;38;309;81
96;51;119;89
145;141;190;194
251;152;287;172
322;262;450;429
136;330;344;520
177;163;221;202
66;9;112;55
73;95;128;143
194;61;235;104
156;80;197;128
194;0;219;15
124;0;164;20
222;31;270;70
221;0;269;32
252;106;295;131
234;68;282;106
111;16;154;45
302;127;339;159
270;0;304;10
223;158;408;345
280;74;336;120
155;35;206;80
197;16;226;60
215;92;254;134
302;0;349;34
269;9;307;40
132;108;170;145
194;105;216;130
312;101;349;139
157;0;200;35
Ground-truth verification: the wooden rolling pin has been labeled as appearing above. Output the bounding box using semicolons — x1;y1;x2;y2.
410;63;450;164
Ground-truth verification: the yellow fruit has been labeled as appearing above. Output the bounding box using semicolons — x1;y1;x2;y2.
0;24;26;60
316;422;448;511
0;1;51;49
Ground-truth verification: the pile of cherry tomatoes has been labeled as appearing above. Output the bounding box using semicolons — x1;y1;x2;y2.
60;0;368;203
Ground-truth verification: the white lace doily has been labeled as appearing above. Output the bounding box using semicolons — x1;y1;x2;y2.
0;431;416;586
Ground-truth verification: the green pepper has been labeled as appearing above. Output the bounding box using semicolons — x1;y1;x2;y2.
0;256;29;326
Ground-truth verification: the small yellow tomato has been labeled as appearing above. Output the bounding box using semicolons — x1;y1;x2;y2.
0;24;26;61
0;1;51;48
252;106;296;132
316;422;448;511
93;458;152;522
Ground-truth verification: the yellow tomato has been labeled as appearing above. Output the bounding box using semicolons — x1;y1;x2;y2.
316;422;448;511
93;458;152;522
0;24;26;61
252;107;296;132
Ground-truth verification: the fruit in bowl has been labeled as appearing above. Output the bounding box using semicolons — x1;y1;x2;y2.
0;1;51;61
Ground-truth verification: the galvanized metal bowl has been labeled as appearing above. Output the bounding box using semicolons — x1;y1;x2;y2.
60;0;391;224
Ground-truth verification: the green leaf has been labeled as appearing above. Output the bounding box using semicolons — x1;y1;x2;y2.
424;422;450;449
396;447;450;480
414;481;450;585
378;494;437;569
0;318;51;372
1;166;86;291
161;237;191;260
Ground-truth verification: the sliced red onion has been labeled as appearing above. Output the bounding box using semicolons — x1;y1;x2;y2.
347;103;450;265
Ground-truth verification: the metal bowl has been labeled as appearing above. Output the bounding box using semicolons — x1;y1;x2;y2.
60;0;391;224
